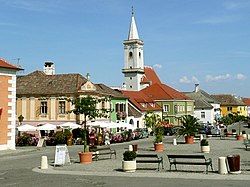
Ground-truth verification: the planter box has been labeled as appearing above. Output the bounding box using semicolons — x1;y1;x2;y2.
122;160;136;172
201;145;210;153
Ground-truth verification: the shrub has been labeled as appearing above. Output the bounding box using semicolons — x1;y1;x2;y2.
200;139;209;146
123;151;137;161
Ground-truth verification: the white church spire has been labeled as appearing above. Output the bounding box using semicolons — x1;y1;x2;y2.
128;6;139;40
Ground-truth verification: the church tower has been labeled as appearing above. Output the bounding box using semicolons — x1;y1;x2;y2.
122;8;144;91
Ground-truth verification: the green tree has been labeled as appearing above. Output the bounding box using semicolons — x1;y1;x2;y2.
178;115;199;137
144;111;164;143
67;96;111;152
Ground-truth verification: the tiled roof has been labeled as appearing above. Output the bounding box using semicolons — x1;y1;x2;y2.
242;98;250;106
95;84;127;99
0;58;23;70
142;83;191;100
121;90;161;111
211;94;246;106
183;91;213;109
17;70;87;95
183;89;220;109
17;70;127;99
141;66;161;85
128;103;142;117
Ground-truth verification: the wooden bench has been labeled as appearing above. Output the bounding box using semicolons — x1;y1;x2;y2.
136;153;164;171
243;139;250;151
91;146;116;161
167;154;213;174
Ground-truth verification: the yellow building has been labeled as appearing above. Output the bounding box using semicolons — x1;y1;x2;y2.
16;63;121;127
212;94;247;117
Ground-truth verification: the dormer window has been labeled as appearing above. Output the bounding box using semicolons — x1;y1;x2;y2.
140;103;146;108
149;103;155;107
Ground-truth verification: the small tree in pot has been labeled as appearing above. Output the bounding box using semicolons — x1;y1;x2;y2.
67;96;111;164
178;115;199;144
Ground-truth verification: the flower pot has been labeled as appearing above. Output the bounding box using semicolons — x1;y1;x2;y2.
236;135;244;141
122;160;136;172
154;143;164;152
185;136;194;144
79;152;93;164
201;145;210;153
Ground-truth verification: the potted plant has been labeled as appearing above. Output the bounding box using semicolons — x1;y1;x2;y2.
144;111;164;151
153;121;164;152
177;115;198;144
200;139;210;153
67;96;111;164
122;150;137;172
64;129;73;146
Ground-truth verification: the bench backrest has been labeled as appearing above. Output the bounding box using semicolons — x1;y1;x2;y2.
136;154;158;158
91;147;111;151
167;155;205;159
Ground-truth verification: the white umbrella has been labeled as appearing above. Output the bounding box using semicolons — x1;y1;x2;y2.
17;124;37;131
58;122;81;129
116;122;135;130
37;123;57;131
86;121;109;128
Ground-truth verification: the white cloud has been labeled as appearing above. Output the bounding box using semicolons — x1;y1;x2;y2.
235;73;246;80
179;76;199;84
153;64;162;69
223;1;250;10
206;73;246;82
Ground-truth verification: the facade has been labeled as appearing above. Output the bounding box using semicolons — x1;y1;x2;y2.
212;94;247;117
16;63;128;128
183;84;221;124
142;83;194;125
242;98;250;117
0;59;23;150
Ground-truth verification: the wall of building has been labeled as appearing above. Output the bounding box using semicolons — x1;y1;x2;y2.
0;70;17;150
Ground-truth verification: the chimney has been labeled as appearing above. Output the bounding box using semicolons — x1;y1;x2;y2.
44;61;55;75
194;84;199;93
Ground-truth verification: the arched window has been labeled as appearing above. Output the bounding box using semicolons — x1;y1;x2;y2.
139;52;141;58
129;52;133;58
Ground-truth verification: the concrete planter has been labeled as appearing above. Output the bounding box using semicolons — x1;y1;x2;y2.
201;145;210;153
122;160;136;172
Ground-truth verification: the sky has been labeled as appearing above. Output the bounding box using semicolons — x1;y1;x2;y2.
1;0;250;97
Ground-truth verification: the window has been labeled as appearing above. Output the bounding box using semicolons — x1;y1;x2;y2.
129;52;133;58
140;103;146;108
187;105;192;112
227;107;232;111
102;101;105;109
58;101;66;114
149;103;155;107
201;112;205;118
163;104;169;112
139;52;141;58
40;101;48;114
130;77;132;80
115;103;125;112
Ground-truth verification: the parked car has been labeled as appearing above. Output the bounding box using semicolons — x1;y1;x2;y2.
164;127;178;136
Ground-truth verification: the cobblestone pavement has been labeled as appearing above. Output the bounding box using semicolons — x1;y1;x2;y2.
2;135;250;180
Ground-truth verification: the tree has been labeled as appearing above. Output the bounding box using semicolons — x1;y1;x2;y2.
178;115;199;137
144;111;164;143
67;96;111;152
